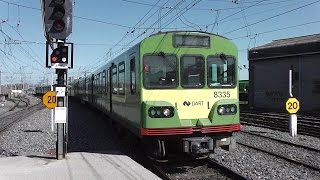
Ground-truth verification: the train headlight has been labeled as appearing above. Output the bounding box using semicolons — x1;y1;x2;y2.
150;109;156;116
163;108;170;117
156;110;161;116
217;104;237;115
148;106;174;118
218;107;225;115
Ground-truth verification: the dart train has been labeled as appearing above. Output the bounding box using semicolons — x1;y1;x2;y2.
40;31;241;159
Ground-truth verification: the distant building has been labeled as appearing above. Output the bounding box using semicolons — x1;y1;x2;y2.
248;33;320;112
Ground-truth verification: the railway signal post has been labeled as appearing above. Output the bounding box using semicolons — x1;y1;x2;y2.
41;0;73;160
286;97;300;137
287;68;300;137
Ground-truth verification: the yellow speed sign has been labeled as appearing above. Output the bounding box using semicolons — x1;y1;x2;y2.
42;91;57;109
286;97;300;114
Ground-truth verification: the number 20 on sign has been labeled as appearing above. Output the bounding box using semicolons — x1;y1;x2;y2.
42;91;57;109
286;97;300;114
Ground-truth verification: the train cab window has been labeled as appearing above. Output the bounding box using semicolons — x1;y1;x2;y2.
207;55;235;87
181;55;205;88
130;57;136;94
112;65;117;94
118;62;125;95
143;54;178;89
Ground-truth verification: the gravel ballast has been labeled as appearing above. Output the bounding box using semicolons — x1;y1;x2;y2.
210;125;320;180
0;107;56;157
2;99;320;180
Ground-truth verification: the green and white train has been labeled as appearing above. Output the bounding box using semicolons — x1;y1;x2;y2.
70;31;240;159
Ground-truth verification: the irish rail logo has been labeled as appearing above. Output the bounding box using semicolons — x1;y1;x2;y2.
183;101;191;106
183;101;204;106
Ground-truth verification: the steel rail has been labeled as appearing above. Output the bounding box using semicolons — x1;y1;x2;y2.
238;142;320;172
207;158;248;180
0;102;43;133
240;130;320;153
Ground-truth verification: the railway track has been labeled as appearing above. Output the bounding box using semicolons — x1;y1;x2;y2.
0;97;30;116
150;157;248;180
237;142;320;172
241;130;320;153
0;102;44;133
240;110;320;137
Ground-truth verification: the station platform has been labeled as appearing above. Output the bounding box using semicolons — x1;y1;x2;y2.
0;152;161;180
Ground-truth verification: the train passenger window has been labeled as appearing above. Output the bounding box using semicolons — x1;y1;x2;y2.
97;73;101;93
106;69;109;93
130;58;136;94
112;65;117;94
102;70;106;93
181;55;205;88
207;56;235;87
143;54;178;89
118;62;125;95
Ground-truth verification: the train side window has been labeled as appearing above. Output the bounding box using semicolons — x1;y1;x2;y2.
112;65;117;94
130;57;136;94
102;70;106;93
106;69;109;93
118;62;125;95
98;73;101;93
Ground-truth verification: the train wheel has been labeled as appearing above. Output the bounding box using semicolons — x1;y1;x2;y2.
144;139;167;162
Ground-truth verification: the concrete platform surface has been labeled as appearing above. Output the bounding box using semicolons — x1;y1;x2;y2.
0;152;161;180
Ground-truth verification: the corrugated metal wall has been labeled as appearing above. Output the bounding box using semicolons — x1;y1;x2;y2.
249;54;320;112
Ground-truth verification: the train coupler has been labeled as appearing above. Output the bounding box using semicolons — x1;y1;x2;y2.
182;137;213;154
214;136;236;152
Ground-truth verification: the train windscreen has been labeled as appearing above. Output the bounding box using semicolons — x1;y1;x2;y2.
207;56;235;87
143;55;178;89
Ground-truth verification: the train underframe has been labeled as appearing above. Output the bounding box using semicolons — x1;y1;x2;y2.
142;132;237;160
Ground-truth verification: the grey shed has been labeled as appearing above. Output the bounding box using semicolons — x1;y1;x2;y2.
248;33;320;112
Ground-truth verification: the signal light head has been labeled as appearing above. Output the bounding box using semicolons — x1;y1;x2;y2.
44;0;72;39
51;56;58;62
53;0;65;5
53;20;65;33
50;46;68;64
52;6;65;19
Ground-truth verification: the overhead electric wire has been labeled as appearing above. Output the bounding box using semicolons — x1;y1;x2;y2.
223;0;320;35
204;0;266;27
198;0;298;11
162;0;203;29
218;1;305;24
174;0;202;31
87;0;186;71
230;19;320;40
0;0;172;31
0;18;46;70
83;0;170;72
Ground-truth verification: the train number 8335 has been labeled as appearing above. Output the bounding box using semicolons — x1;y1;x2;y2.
214;91;231;98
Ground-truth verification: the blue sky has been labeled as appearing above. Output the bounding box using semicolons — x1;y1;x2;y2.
0;0;320;85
